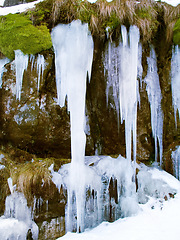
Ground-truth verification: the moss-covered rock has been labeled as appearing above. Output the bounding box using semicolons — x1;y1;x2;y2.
0;13;52;60
173;18;180;45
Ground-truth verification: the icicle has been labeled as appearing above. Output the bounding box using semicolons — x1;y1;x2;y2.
119;25;140;163
171;45;180;126
171;146;180;180
30;54;35;71
14;50;29;100
144;46;163;165
51;20;94;233
36;54;45;91
0;58;9;88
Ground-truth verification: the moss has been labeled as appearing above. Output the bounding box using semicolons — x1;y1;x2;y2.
173;18;180;45
0;13;52;60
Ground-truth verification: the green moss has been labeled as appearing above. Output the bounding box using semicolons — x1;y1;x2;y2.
173;18;180;45
136;7;153;20
0;13;52;60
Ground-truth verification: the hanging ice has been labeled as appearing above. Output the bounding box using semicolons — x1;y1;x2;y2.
104;26;141;164
0;177;39;239
119;25;140;164
0;58;9;88
36;54;45;91
171;45;180;126
171;146;180;180
51;20;94;232
144;46;163;165
14;50;29;100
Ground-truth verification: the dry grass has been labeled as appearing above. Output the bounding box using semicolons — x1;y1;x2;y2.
135;0;159;42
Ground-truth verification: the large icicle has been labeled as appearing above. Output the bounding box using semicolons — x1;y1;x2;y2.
51;20;94;233
171;45;180;126
14;50;29;100
119;25;140;163
0;58;9;88
144;46;163;165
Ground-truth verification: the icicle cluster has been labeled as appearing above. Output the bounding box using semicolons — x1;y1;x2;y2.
144;46;163;165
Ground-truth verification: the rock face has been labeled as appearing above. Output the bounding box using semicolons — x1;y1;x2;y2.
0;0;180;175
0;31;179;169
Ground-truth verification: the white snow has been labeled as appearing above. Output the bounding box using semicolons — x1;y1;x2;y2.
0;0;44;15
57;166;180;240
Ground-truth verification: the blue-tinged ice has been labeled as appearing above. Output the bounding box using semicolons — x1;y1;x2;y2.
144;46;163;165
171;45;180;126
171;146;180;180
0;57;9;88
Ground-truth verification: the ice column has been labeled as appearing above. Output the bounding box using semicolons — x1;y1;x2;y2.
144;46;163;165
36;54;45;91
14;50;29;100
171;45;180;126
0;58;9;88
119;25;140;163
51;20;94;232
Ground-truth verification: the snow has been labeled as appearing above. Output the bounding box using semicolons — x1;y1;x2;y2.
58;167;180;240
0;0;44;15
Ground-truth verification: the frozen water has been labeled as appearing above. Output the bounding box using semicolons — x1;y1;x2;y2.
14;50;29;100
171;45;180;126
0;178;39;239
144;46;163;165
36;54;45;91
104;25;141;164
51;20;94;232
0;57;9;88
171;146;180;180
119;25;140;164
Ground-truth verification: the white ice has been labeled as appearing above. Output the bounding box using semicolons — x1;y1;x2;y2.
171;146;180;180
51;20;94;233
0;178;39;240
171;45;180;126
57;165;180;240
36;54;45;91
0;57;9;88
14;50;29;100
144;46;163;165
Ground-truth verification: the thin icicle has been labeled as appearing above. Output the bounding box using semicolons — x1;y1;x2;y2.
14;50;29;100
0;58;9;88
119;25;140;163
171;45;180;126
36;54;45;91
144;46;163;165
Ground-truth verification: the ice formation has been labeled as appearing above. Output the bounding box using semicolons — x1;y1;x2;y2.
104;25;141;164
0;57;9;88
144;46;163;165
0;178;38;239
171;45;180;126
171;146;180;180
14;50;29;100
36;54;45;91
51;20;94;232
